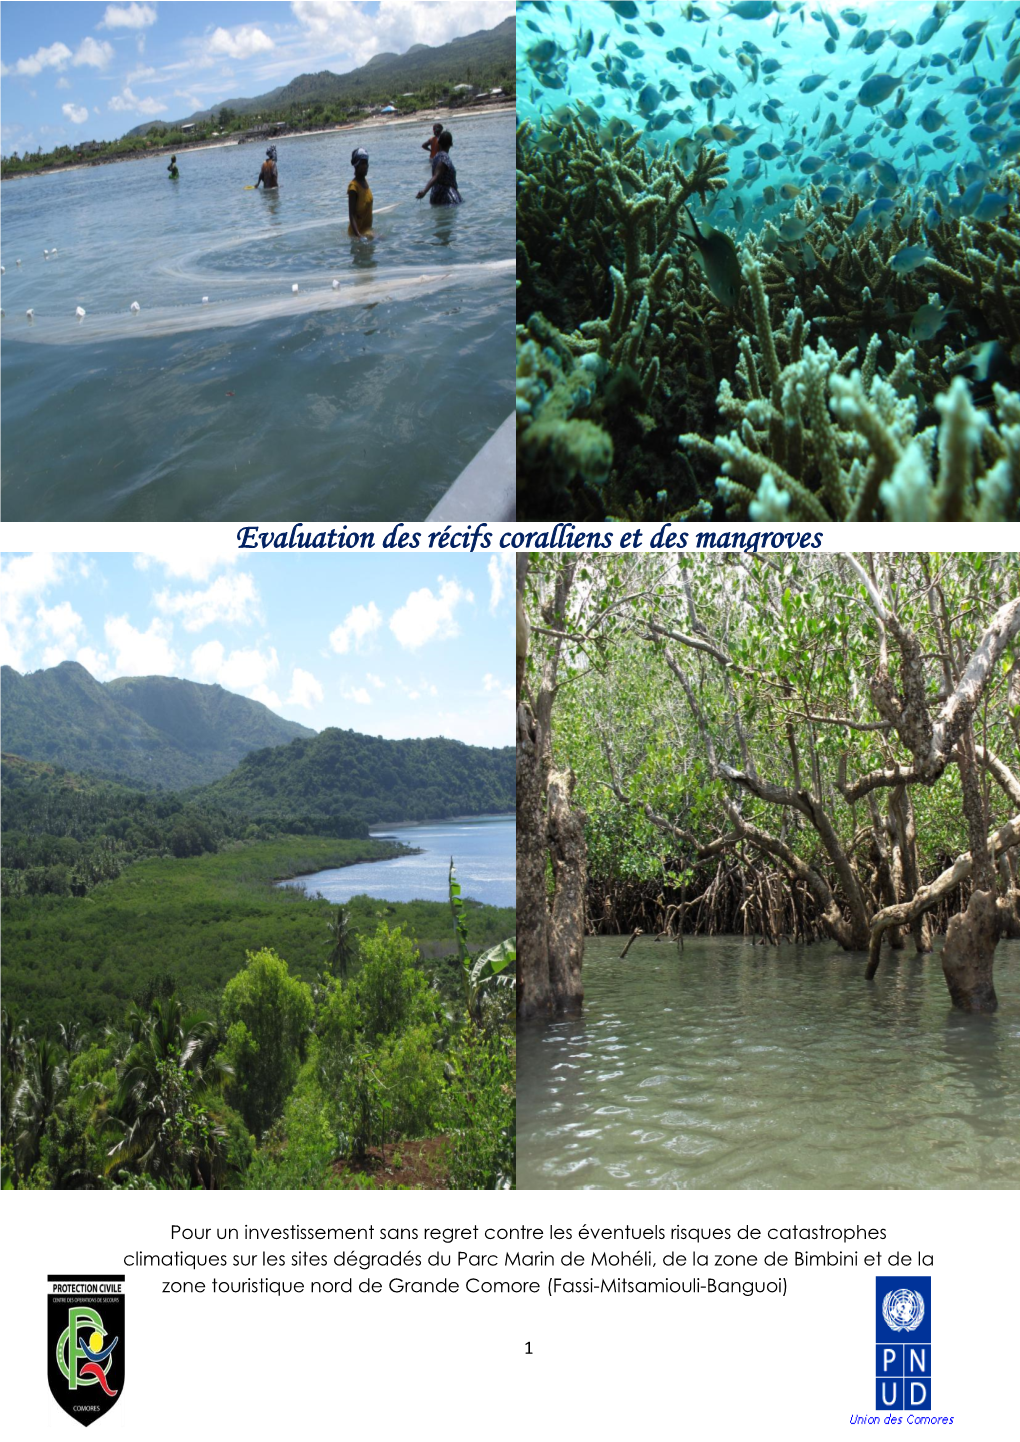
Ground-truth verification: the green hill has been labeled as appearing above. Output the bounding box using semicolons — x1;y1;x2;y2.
199;726;514;825
0;662;314;789
129;16;514;134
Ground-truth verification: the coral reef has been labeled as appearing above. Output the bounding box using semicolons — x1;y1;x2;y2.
516;111;1020;521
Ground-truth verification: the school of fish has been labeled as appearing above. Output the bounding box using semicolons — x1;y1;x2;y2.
518;0;1020;335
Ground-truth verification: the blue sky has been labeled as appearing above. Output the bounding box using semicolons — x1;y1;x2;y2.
0;546;516;746
0;1;513;155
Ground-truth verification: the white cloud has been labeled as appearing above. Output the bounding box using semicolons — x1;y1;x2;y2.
109;85;167;114
287;667;324;709
389;577;473;650
342;685;372;706
329;601;382;655
291;2;512;68
127;64;158;83
208;25;274;60
37;601;84;650
366;673;385;690
249;684;283;711
104;615;179;675
76;646;112;679
0;554;67;669
1;553;64;614
394;676;438;702
487;554;513;613
55;76;71;90
482;672;514;702
99;3;158;29
61;102;89;125
74;37;115;69
134;543;237;582
10;42;73;78
190;640;279;693
154;572;260;632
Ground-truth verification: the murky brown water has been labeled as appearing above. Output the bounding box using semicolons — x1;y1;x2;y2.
517;935;1020;1190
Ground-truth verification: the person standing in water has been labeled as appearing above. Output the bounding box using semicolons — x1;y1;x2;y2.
255;145;278;189
347;147;373;239
421;122;443;160
167;154;179;179
417;131;461;205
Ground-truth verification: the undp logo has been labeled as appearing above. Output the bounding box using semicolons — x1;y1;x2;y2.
875;1275;931;1412
882;1288;925;1332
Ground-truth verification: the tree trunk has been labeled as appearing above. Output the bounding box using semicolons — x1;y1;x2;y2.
516;701;551;1020
941;889;999;1013
516;557;589;1020
547;769;586;1013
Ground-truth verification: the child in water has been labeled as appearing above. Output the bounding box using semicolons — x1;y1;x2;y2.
347;147;373;239
167;154;179;179
417;131;461;205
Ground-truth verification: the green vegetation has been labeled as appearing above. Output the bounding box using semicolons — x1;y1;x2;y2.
0;19;513;177
1;835;513;1034
3;870;515;1191
2;645;516;1188
1;753;368;902
518;552;1018;1017
201;726;514;826
1;663;313;789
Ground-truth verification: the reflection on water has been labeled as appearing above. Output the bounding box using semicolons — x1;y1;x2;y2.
1;113;512;520
517;935;1020;1191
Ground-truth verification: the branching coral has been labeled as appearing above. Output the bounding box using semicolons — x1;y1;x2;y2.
682;274;1020;520
517;108;1020;521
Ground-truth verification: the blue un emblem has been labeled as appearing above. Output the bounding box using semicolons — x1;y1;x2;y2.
875;1275;931;1412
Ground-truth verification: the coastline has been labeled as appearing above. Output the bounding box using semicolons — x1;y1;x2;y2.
1;103;516;182
370;810;515;831
273;837;418;887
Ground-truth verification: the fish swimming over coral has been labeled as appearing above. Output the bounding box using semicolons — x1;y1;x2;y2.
516;0;1020;524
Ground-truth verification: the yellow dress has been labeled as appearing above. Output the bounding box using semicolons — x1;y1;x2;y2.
347;179;373;236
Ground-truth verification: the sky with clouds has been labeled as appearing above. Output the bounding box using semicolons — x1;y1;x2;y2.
0;546;516;747
0;1;513;155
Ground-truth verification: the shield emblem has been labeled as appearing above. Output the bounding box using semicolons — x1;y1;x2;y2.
48;1276;125;1426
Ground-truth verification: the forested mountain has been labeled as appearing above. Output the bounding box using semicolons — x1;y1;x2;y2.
0;663;313;789
199;727;515;824
129;17;514;133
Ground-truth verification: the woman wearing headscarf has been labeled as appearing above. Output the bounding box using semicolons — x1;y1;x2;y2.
255;145;279;188
416;130;461;206
347;147;373;239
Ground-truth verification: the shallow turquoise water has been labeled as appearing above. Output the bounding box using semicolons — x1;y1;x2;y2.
517;0;1018;241
517;934;1020;1190
0;113;513;520
279;813;514;907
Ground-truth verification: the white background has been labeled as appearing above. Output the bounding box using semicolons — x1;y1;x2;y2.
5;1188;1017;1439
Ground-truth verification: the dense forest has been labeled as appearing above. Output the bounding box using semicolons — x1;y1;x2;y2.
1;663;313;789
3;872;514;1192
201;727;515;825
517;553;1019;1017
2;669;516;1188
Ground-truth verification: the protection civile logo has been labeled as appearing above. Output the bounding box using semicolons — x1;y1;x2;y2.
48;1276;125;1426
875;1275;931;1412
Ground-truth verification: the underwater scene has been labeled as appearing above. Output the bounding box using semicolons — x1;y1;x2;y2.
516;0;1020;522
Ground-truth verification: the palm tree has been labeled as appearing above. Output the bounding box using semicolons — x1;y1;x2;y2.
107;997;230;1187
326;906;355;985
11;1036;68;1177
